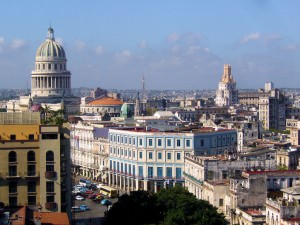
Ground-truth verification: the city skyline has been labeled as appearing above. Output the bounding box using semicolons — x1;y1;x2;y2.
1;1;300;90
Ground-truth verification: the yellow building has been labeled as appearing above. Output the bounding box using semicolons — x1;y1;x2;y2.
0;112;71;215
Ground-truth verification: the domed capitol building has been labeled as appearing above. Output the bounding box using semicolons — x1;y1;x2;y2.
7;27;79;113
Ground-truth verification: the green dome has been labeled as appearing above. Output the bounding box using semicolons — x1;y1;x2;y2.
36;27;66;60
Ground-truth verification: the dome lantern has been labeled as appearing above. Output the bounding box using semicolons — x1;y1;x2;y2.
47;26;55;41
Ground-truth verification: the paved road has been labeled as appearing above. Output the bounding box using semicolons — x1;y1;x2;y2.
71;195;117;225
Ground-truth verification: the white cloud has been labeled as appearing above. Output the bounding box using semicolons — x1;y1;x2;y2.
187;46;202;55
167;33;181;42
10;39;26;49
0;37;4;53
240;32;261;44
115;50;132;63
139;40;147;49
282;44;298;51
95;45;105;54
120;50;131;57
0;37;4;45
74;40;85;50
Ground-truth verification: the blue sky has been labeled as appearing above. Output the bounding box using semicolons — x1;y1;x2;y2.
1;0;300;90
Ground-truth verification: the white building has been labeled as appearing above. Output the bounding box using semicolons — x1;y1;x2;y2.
70;121;110;182
108;127;237;193
215;64;238;107
7;27;79;113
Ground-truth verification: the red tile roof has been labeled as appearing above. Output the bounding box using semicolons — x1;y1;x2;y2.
33;212;70;225
87;96;123;106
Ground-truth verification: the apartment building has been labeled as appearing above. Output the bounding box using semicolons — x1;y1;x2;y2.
0;112;71;214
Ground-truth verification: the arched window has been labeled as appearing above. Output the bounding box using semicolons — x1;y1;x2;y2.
8;151;17;162
46;151;54;162
27;151;35;162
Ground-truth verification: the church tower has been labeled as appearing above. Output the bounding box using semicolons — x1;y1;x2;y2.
215;64;238;107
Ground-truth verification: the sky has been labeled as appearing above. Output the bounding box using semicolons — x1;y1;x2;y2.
1;0;300;90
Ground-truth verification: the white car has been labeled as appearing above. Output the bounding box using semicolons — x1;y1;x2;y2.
75;195;85;201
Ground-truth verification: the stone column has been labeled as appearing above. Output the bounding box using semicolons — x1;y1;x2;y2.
143;180;148;191
154;181;157;193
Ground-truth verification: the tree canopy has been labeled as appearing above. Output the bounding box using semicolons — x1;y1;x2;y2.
104;186;227;225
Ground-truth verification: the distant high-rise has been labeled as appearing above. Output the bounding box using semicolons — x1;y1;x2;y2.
215;64;238;107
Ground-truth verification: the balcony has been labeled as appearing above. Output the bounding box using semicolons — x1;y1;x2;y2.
6;172;21;179
45;202;57;210
45;171;57;179
25;171;40;179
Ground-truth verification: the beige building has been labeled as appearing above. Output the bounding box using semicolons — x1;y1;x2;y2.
0;112;71;215
286;119;300;145
215;64;238;107
70;121;110;183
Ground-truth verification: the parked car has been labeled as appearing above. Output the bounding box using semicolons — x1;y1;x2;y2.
75;195;85;201
88;193;98;199
72;206;81;213
79;205;89;211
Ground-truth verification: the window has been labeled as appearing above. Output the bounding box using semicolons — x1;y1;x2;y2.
48;64;51;70
185;140;191;147
42;133;58;139
9;182;17;193
8;151;17;162
148;167;153;178
28;196;36;205
138;166;143;177
219;199;224;206
129;150;131;157
167;139;172;147
133;165;136;176
157;139;162;147
166;167;172;178
176;168;182;179
176;152;181;160
28;181;36;193
200;140;204;146
148;152;153;160
133;138;136;145
60;64;62;70
129;138;132;145
139;138;143;146
139;152;143;159
27;151;35;161
176;139;181;147
9;165;17;176
10;134;16;141
46;195;54;203
9;197;17;207
158;152;162;160
133;151;136;158
46;165;54;172
54;64;57;70
157;167;163;178
167;152;171;160
46;151;54;162
29;134;34;140
148;139;153;147
27;165;36;176
46;181;54;193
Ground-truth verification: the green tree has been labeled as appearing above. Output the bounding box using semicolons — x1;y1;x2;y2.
104;186;227;225
104;191;159;225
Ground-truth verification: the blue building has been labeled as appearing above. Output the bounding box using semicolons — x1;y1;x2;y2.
108;127;237;192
